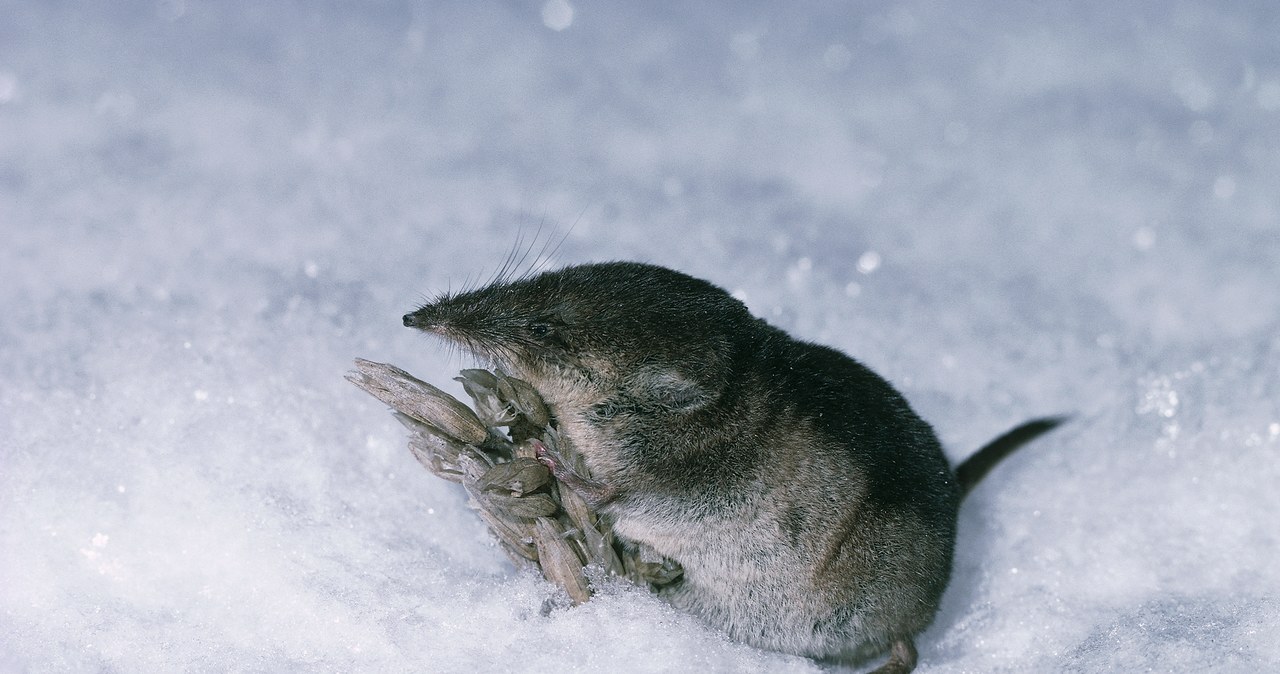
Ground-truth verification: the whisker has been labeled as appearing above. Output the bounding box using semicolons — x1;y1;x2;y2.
507;219;542;283
532;208;582;276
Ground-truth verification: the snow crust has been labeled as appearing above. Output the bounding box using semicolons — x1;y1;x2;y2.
2;1;1277;671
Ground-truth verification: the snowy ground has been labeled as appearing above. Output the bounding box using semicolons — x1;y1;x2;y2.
2;1;1278;671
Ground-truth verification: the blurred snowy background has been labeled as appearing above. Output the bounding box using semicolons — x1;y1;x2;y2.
2;0;1278;671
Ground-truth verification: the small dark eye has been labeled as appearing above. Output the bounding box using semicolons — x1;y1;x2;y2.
527;315;567;347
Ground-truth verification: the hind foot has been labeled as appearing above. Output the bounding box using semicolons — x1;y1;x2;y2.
869;638;917;674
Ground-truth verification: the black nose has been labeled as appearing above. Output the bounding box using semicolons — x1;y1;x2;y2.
402;313;416;327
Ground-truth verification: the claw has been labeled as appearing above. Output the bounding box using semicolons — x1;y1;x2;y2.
533;438;559;471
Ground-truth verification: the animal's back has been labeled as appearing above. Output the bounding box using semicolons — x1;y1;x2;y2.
610;319;961;659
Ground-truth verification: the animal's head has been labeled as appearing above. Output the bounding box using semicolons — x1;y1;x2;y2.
404;262;754;416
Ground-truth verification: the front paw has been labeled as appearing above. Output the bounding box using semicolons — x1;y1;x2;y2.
533;438;617;508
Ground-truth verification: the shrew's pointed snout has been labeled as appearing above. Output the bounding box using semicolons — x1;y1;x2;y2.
404;300;456;331
403;306;445;330
404;309;434;329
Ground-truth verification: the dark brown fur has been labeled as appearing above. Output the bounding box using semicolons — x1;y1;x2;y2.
403;261;1062;671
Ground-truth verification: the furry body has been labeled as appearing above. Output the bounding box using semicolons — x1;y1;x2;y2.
404;261;1055;670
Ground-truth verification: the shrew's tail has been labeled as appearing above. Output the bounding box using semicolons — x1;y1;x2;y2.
956;416;1068;498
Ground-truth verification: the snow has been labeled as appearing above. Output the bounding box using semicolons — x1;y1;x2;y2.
2;1;1278;671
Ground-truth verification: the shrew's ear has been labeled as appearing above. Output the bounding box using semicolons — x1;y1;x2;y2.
631;367;714;412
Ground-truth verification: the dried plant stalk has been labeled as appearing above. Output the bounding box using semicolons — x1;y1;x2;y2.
347;358;681;603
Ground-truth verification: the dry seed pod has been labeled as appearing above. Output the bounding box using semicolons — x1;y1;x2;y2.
557;481;596;531
477;491;559;519
496;372;551;428
456;372;515;427
405;387;489;446
348;359;489;445
398;412;466;456
555;482;626;576
474;507;538;561
499;542;540;571
478;457;552;496
576;516;626;576
405;428;463;465
533;517;591;604
407;436;464;483
457;368;499;390
455;447;495;483
350;359;686;604
392;410;434;435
